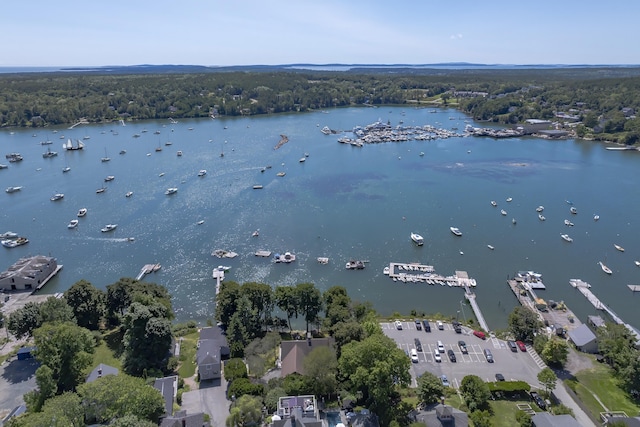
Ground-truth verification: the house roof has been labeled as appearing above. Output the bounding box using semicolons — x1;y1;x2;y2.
85;363;119;383
154;375;178;416
160;410;206;427
197;326;229;362
588;315;606;328
413;404;468;427
280;337;333;376
567;323;597;347
531;412;582;427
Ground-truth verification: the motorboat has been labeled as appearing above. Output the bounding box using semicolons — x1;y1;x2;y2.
125;191;133;197
594;215;600;221
197;220;205;225
599;261;612;275
450;227;462;236
274;252;296;263
5;186;22;193
158;172;165;177
198;169;207;177
101;224;118;232
62;166;71;173
487;245;495;250
96;186;106;194
635;260;640;267
252;230;259;237
570;206;577;214
512;218;517;225
345;260;366;270
500;209;507;216
1;237;28;248
490;200;497;207
561;234;573;242
176;150;183;156
119;150;127;155
536;206;544;212
104;175;115;182
165;187;178;195
506;197;513;202
212;249;238;259
276;172;286;177
411;232;424;246
0;231;18;239
77;208;87;217
614;244;625;252
42;148;58;158
50;193;64;201
383;266;390;275
253;185;263;189
538;214;546;221
564;219;574;227
67;219;79;229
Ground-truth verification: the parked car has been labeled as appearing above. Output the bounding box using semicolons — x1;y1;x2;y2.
437;340;445;353
458;340;468;354
473;330;486;340
483;348;494;363
422;320;431;332
414;338;422;352
507;340;518;352
447;349;456;362
452;321;462;333
495;373;505;381
433;350;441;362
415;319;422;330
410;348;419;363
440;375;450;387
395;320;403;330
516;340;527;352
530;391;546;410
436;320;444;330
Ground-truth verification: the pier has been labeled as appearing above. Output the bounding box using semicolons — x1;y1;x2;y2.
33;265;64;292
628;285;640;292
136;263;161;280
459;270;490;333
386;262;476;287
212;267;225;295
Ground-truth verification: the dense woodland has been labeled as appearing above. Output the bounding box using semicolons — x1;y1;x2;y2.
2;67;640;144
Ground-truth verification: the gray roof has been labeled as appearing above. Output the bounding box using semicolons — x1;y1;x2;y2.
567;323;597;347
588;315;606;328
413;404;468;426
160;410;206;427
605;416;640;427
154;375;178;416
531;412;581;427
86;363;119;383
197;326;229;362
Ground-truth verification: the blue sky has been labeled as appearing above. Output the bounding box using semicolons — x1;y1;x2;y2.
4;0;638;67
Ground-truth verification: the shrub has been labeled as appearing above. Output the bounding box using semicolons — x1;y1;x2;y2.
227;378;264;400
224;358;248;382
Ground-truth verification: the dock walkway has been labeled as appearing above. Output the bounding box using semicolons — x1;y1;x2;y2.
136;263;161;280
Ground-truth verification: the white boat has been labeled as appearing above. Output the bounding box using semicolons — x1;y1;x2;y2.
411;232;424;246
594;215;600;221
0;231;18;239
614;244;625;252
62;166;71;173
101;224;118;232
165;187;178;195
67;219;79;229
487;245;494;250
50;193;64;201
512;218;517;225
320;126;331;135
0;164;8;169
635;260;640;267
345;260;366;269
42;147;58;158
198;169;207;177
63;139;84;151
490;200;497;207
176;150;183;156
274;252;296;263
77;208;87;217
506;197;513;202
1;237;28;248
561;234;573;242
538;214;546;221
450;227;462;236
570;206;577;214
5;186;22;193
599;261;612;275
500;209;507;216
317;257;329;264
104;175;115;182
96;186;106;194
101;148;110;162
159;172;165;177
276;172;286;177
564;219;574;227
299;157;306;163
197;220;205;225
383;266;390;275
252;230;259;237
536;206;544;212
125;191;133;197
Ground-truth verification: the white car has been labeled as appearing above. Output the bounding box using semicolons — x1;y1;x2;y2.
436;320;444;330
410;349;419;363
433;350;442;362
395;320;403;330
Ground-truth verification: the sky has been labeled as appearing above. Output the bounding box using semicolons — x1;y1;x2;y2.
3;0;639;67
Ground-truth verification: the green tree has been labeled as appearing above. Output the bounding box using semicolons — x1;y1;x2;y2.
275;286;298;332
264;386;287;413
282;373;312;396
469;409;493;427
227;310;250;358
515;410;533;427
121;302;172;376
296;283;323;333
541;337;569;367
537;367;557;395
226;394;263;427
24;364;57;412
459;375;491;412
77;373;165;424
508;307;541;343
108;414;158;427
303;345;338;397
7;302;41;339
224;358;249;382
64;280;105;330
417;371;445;405
331;321;364;355
38;296;75;324
33;322;95;393
8;392;85;427
241;282;274;333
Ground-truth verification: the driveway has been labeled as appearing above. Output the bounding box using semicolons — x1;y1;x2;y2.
0;357;38;419
181;376;230;427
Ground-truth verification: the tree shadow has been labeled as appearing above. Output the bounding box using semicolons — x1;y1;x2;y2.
1;359;39;384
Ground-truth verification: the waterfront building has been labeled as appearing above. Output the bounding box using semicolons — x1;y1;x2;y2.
0;255;60;291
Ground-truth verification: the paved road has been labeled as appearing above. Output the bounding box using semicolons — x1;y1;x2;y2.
0;357;38;420
182;376;230;427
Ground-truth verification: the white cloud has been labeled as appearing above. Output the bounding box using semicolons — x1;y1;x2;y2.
450;34;463;40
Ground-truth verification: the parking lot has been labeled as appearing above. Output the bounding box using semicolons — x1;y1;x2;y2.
382;320;545;389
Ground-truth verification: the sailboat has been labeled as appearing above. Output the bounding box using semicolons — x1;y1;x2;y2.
101;148;111;162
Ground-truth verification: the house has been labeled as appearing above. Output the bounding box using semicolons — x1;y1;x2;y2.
279;337;334;376
531;412;581;426
154;375;178;417
567;323;598;353
196;327;228;381
85;363;119;383
604;415;640;426
271;395;322;427
412;403;469;426
160;409;208;427
0;255;61;291
520;119;552;135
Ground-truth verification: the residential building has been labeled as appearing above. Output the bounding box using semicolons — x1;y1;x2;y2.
160;409;208;427
531;412;582;426
279;337;334;376
271;395;321;427
0;255;61;291
411;403;469;426
154;375;178;417
196;327;228;381
567;323;598;353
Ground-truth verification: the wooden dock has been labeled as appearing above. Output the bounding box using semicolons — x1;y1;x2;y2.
255;250;272;257
387;262;476;287
33;265;64;292
136;263;161;280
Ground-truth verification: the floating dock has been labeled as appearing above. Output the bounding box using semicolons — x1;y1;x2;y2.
212;267;225;295
628;285;640;292
255;250;272;257
387;262;476;287
136;263;161;280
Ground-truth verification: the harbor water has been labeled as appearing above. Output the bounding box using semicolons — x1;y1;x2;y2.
1;107;640;329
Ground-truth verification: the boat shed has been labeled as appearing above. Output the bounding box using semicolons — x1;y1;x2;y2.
0;255;61;291
567;324;598;354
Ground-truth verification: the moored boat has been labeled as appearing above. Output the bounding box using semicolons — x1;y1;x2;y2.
536;206;544;212
500;209;507;216
561;234;573;242
104;175;115;182
410;232;424;246
274;252;296;263
1;237;28;248
564;219;574;227
101;224;118;232
599;261;612;275
570;206;577;214
490;200;497;207
487;245;494;250
506;197;513;202
67;219;79;229
125;191;133;197
5;186;22;193
614;244;625;252
0;231;18;239
198;169;207;177
450;227;462;236
165;187;178;195
538;214;546;221
594;214;600;221
50;193;64;201
346;260;366;270
77;208;87;217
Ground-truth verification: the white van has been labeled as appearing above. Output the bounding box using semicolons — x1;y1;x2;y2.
437;340;445;353
433;349;442;362
410;348;419;363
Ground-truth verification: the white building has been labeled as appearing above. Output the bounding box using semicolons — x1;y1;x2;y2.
0;256;61;291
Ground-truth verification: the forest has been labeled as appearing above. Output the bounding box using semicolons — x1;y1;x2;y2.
2;67;640;144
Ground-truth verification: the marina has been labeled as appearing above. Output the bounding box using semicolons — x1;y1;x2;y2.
386;262;476;287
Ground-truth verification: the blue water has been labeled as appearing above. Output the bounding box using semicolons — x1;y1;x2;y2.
2;107;640;330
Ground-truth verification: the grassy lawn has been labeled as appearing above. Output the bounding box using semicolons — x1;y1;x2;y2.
489;399;537;427
177;331;199;379
86;340;122;375
569;363;640;419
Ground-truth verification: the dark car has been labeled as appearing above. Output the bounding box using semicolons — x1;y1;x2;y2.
530;391;546;410
415;319;422;330
414;338;423;352
422;320;431;332
507;340;518;352
452;321;462;333
458;340;468;354
495;373;505;382
447;349;456;362
483;348;494;363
